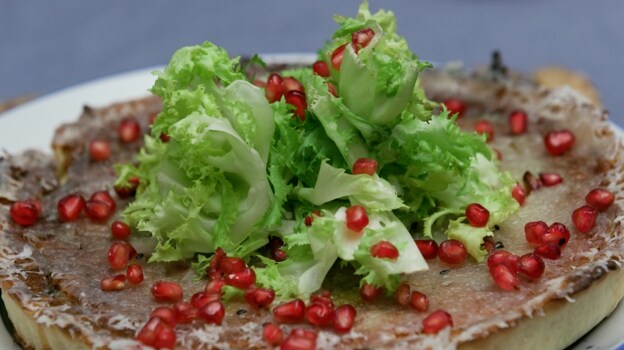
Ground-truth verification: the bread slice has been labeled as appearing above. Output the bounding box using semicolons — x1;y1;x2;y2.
0;66;622;349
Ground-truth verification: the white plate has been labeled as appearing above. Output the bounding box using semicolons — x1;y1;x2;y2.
0;58;623;350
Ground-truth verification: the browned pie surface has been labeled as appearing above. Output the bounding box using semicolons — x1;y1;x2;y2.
0;68;623;349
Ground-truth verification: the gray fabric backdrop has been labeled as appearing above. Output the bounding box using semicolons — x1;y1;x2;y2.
1;1;623;124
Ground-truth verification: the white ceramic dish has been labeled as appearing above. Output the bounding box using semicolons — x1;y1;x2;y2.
0;56;622;350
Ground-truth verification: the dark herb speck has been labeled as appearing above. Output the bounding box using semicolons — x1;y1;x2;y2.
440;269;450;275
495;241;504;249
236;309;247;315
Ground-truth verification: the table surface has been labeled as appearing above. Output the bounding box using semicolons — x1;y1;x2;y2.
1;0;623;124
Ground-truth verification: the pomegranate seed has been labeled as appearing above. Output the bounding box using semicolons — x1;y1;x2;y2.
136;317;176;349
291;329;317;341
466;203;489;227
487;250;519;273
331;43;348;71
512;182;526;205
534;243;562;260
126;264;144;284
282;77;304;94
352;158;378;176
263;323;283;346
85;200;113;222
101;274;126;291
191;292;220;309
352;28;375;49
422;310;453;334
474;120;494;142
205;279;226;295
489;264;520;291
265;73;284;103
126;242;138;259
542;222;571;247
370;241;399;260
539;173;563;187
224;267;256;289
90;191;116;212
304;211;320;227
198;300;226;325
395;283;411;306
410;291;429;312
310;291;335;310
273;299;305;324
312;61;330;77
508;110;527;135
118;118;141;143
544;130;575;156
160;133;170;142
438;240;468;265
481;236;495;254
210;247;226;272
244;286;276;308
108;242;130;270
150;307;177;327
57;193;86;222
285;90;307;121
359;283;383;302
523;171;541;193
114;176;139;198
524;221;548;245
415;239;438;260
345;205;369;233
271;248;288;262
304;301;334;327
281;330;317;350
269;236;285;248
442;98;466;118
494;149;503;161
572;205;598;234
333;304;356;333
151;281;183;303
10;199;41;226
221;257;246;274
327;82;338;97
586;188;615;211
518;253;545;279
88;139;111;161
173;302;198;324
111;221;131;240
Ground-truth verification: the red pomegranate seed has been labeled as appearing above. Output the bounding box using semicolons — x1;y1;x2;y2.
512;182;526;205
271;248;288;262
198;300;225;325
586;188;615;211
89;139;111;161
285;90;307;121
118;118;141;143
136;317;176;349
465;203;489;227
494;149;503;161
333;304;356;333
126;264;144;284
331;43;348;71
191;292;220;309
224;267;256;289
221;257;246;274
304;211;320;227
101;274;126;291
524;221;548;245
205;279;226;295
352;158;378;176
534;243;562;260
487;250;515;271
415;239;438;260
151;281;183;303
111;221;131;240
282;77;304;94
265;73;284;103
281;330;317;350
304;301;335;327
173;302;198;324
345;205;369;233
263;323;283;346
544;130;575;156
327;82;338;97
523;171;542;192
85;200;113;222
150;307;177;327
474;120;494;142
422;310;453;334
395;283;411;306
518;253;545;279
160;133;170;142
273;299;305;324
90;191;116;212
572;205;598;234
481;236;495;254
438;240;468;265
244;286;276;308
360;283;383;302
370;241;399;260
209;247;226;272
489;264;520;291
310;291;335;310
57;193;86;222
114;176;139;198
508;110;527;135
352;28;375;49
542;222;571;247
410;291;429;312
108;242;130;270
539;173;563;187
10;199;41;226
312;61;330;77
442;98;466;118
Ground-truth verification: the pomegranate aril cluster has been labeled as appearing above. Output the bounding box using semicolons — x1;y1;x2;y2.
263;73;308;120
